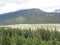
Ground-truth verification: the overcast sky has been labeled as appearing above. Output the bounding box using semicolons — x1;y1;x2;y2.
0;0;60;14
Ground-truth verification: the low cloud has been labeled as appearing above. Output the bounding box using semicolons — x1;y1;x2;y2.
0;0;60;14
0;0;29;4
0;0;30;14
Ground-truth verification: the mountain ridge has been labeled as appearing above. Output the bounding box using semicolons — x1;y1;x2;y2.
0;8;60;25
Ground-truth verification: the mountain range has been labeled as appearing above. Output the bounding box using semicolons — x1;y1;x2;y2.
0;8;60;25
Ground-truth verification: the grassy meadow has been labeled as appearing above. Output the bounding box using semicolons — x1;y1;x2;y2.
0;24;60;31
0;24;60;45
0;27;60;45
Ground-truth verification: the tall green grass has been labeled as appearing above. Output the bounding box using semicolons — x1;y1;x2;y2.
0;27;60;45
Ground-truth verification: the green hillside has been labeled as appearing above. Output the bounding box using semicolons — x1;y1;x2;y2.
0;8;60;25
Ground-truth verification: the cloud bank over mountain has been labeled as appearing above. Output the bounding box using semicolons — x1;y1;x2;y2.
0;0;60;14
